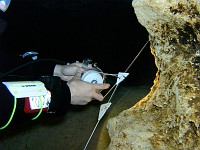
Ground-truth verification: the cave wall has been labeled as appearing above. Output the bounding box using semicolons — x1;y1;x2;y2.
106;0;200;149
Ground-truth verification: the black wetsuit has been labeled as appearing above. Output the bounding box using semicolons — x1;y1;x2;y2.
0;58;71;128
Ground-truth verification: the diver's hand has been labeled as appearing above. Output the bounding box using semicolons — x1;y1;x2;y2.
67;71;110;105
53;62;92;82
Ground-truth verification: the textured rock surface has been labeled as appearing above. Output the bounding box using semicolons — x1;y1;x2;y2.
107;0;200;149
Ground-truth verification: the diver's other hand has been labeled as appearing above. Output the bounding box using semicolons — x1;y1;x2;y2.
67;78;110;105
53;62;92;81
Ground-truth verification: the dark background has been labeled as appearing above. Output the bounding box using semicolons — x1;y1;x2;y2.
0;2;157;148
0;0;157;85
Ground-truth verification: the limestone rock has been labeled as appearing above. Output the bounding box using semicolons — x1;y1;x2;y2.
107;0;200;149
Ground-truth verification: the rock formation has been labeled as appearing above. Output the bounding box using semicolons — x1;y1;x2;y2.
106;0;200;149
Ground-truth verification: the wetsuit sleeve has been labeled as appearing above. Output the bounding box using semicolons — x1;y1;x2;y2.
31;62;72;114
38;76;71;115
0;77;71;128
0;82;16;127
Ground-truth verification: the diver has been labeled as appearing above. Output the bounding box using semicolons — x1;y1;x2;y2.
0;0;110;129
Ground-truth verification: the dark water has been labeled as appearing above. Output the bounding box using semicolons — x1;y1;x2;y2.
0;1;156;149
0;0;157;85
